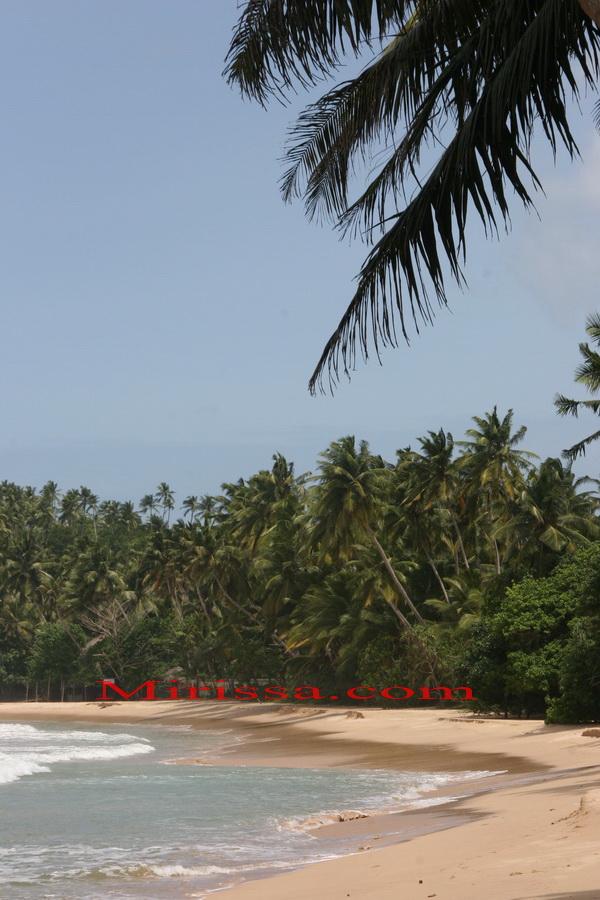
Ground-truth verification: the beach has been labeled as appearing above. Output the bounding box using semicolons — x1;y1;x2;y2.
1;701;599;899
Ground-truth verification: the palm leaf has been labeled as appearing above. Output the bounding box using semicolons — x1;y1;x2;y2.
307;0;600;391
224;0;410;104
226;0;600;392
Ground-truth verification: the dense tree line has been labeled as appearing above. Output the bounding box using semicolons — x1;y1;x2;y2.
1;408;599;721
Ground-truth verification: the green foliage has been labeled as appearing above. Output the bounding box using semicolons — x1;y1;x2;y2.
90;616;180;685
463;545;600;719
546;617;600;724
0;634;29;693
0;419;597;719
357;625;460;706
27;623;87;684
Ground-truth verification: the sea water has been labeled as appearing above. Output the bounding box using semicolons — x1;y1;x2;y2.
0;721;497;898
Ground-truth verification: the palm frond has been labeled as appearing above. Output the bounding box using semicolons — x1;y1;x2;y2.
224;0;411;104
563;427;600;460
555;394;600;418
308;0;600;391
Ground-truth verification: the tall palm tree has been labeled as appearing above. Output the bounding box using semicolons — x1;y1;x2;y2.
155;483;175;524
228;454;305;552
78;487;99;537
309;436;423;627
398;429;470;571
78;487;99;517
226;2;600;391
555;313;600;459
182;495;200;523
59;489;83;528
0;530;52;624
119;501;142;530
494;457;599;575
139;493;158;517
457;408;537;573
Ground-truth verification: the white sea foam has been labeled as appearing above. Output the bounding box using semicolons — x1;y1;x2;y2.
18;743;154;763
145;864;233;877
0;723;155;785
0;755;50;784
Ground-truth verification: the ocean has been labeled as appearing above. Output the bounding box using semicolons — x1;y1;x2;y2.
0;720;499;898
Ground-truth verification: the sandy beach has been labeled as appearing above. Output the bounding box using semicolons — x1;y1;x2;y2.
1;700;599;899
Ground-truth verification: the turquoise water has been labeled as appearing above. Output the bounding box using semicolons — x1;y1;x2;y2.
0;721;495;898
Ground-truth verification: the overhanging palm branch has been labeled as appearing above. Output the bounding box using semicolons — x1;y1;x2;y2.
555;313;600;459
226;1;600;392
225;1;413;104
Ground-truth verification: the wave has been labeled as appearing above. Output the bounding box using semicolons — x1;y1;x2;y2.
0;723;155;785
0;757;50;785
16;743;155;764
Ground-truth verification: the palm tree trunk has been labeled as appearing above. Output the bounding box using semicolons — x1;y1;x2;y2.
577;0;600;27
364;524;424;623
54;604;84;652
362;527;442;681
214;576;300;657
195;587;209;620
29;593;48;625
451;516;470;570
493;538;501;575
425;551;450;604
170;588;185;624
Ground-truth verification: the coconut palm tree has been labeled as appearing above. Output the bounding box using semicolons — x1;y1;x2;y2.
139;494;158;517
457;408;537;573
309;436;423;627
397;429;470;571
155;483;175;524
226;2;600;391
59;489;83;528
0;530;52;624
494;457;599;575
182;495;201;523
555;313;600;460
119;501;142;530
228;454;305;552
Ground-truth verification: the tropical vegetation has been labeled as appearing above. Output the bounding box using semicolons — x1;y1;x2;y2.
0;408;599;721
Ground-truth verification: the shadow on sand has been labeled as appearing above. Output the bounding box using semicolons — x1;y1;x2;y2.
515;893;600;900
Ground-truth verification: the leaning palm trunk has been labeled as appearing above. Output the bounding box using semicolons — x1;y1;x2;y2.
493;538;501;575
214;575;299;658
425;551;450;604
364;524;424;623
451;516;470;571
195;587;210;620
362;526;441;681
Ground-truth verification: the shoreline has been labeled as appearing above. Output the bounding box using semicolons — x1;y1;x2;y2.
2;702;600;898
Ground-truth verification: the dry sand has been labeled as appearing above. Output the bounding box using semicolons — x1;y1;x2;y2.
2;700;600;899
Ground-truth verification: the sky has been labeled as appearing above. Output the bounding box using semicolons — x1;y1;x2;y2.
0;1;599;509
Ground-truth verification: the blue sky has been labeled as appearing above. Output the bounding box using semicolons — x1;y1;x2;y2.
1;2;599;508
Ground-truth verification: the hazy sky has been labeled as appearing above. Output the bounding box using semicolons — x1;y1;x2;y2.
1;2;599;509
